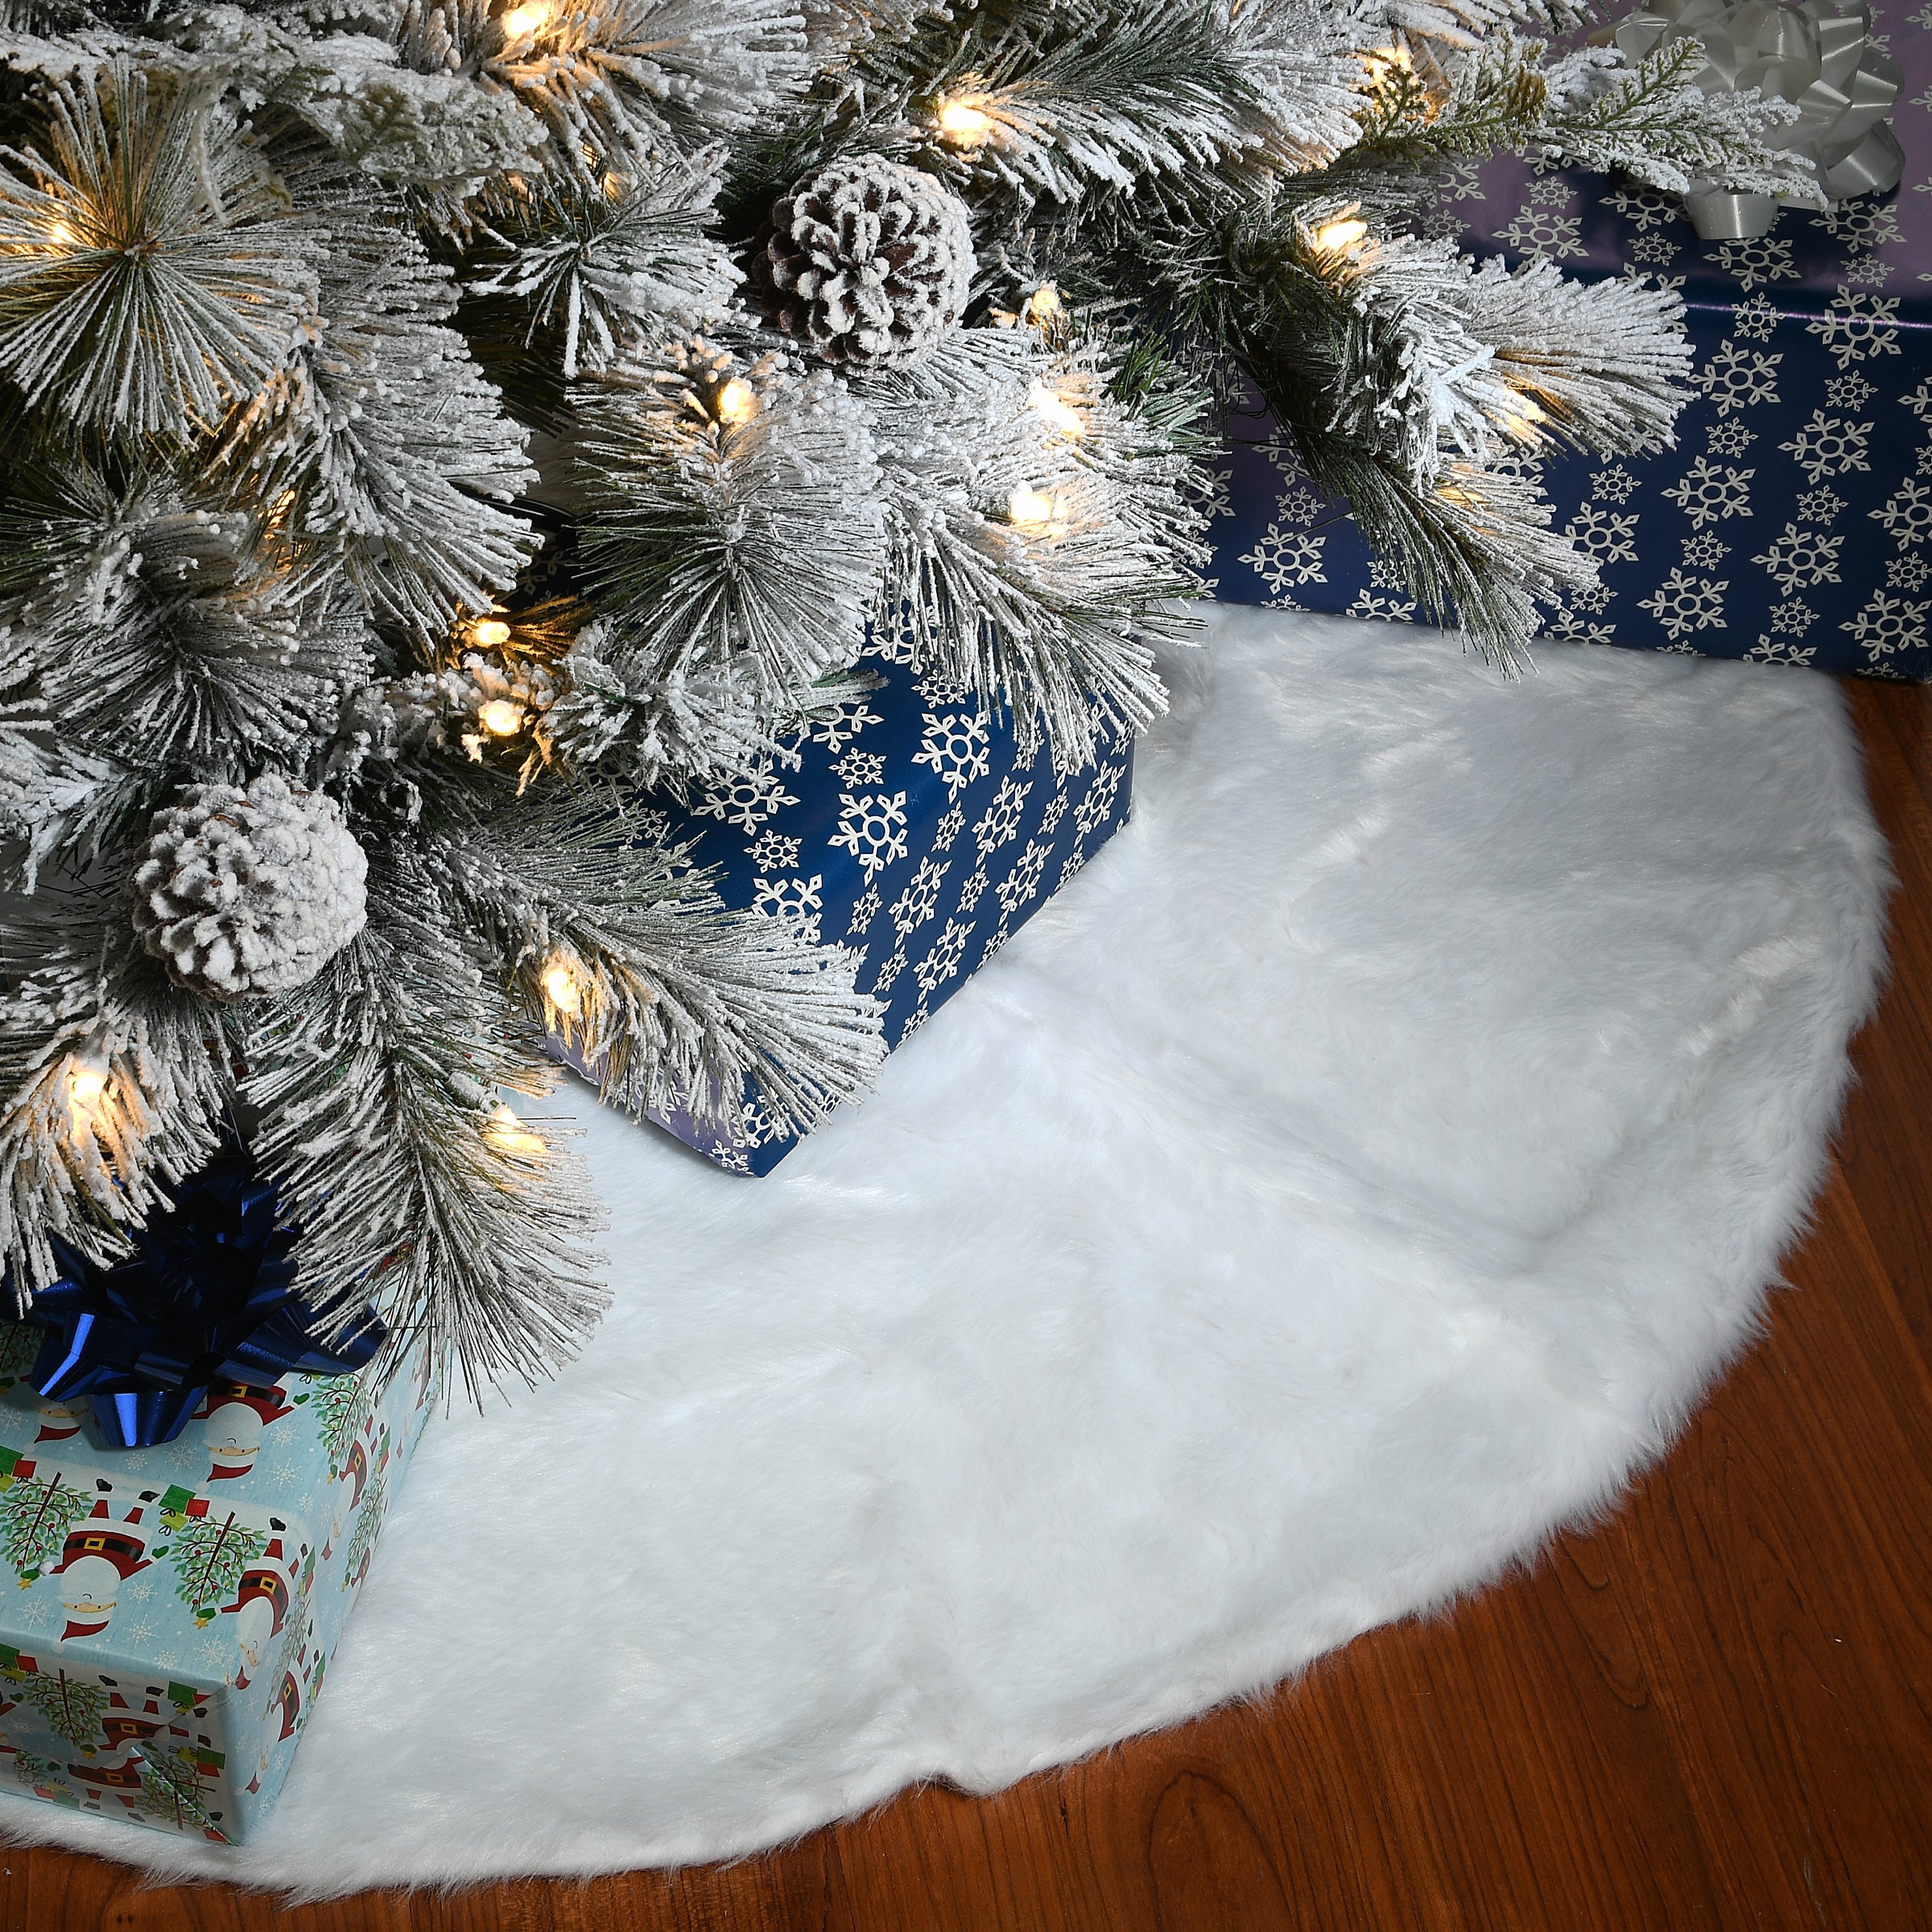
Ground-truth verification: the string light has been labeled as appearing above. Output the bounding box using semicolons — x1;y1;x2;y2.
67;1065;106;1112
1025;283;1063;327
1027;382;1086;440
1499;394;1548;444
473;617;512;648
714;378;758;425
46;222;74;246
478;699;525;737
485;1104;547;1158
1007;486;1057;528
501;2;550;38
543;958;583;1018
1314;217;1368;253
936;97;992;147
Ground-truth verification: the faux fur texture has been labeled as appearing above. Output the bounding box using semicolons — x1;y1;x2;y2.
0;606;1889;1896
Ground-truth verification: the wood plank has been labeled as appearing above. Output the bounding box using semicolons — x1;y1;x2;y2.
8;675;1932;1932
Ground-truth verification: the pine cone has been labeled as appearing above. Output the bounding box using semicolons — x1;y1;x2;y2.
757;156;974;369
129;775;369;1000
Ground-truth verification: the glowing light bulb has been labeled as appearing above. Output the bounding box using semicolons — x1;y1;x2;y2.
1007;486;1055;528
47;222;73;246
478;698;525;737
937;98;993;147
473;617;512;647
1026;283;1063;326
1027;382;1086;440
502;2;550;38
1500;394;1548;443
715;378;758;425
1314;218;1368;253
543;960;583;1018
485;1104;547;1157
68;1066;106;1112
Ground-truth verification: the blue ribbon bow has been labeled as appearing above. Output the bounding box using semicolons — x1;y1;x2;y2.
10;1151;384;1449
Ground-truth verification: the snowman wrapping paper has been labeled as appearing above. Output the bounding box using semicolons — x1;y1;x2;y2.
0;1324;431;1843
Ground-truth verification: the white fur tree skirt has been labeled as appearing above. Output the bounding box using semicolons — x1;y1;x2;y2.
0;606;1889;1895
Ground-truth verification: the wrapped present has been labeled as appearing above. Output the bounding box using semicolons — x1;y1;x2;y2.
1209;3;1932;679
559;636;1137;1175
0;1165;432;1844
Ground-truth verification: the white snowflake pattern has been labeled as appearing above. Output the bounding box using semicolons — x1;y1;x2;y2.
972;776;1033;857
848;886;881;934
1708;237;1797;290
1806;288;1902;368
1565;501;1640;563
739;1096;794;1151
748;828;802;872
1918;440;1932;477
1637;569;1728;639
873;945;908;993
1345;588;1419;621
914;918;974;997
1812;200;1901;251
898;1000;931;1042
995;840;1053;920
1843;592;1931;658
1628;230;1679;266
1904;377;1932;421
1075;759;1126;840
711;1145;753;1175
1825;370;1879;410
808;699;884;753
888;856;951;937
1239;524;1327;593
1777;410;1872;483
1568;577;1615;614
1794;487;1848;525
1441;156;1487;203
1274;484;1330;526
932;803;966;852
956;863;989;914
1605;184;1679;230
1728;295;1781;341
1526;175;1575;206
697;769;799;831
1040;793;1069;834
1543;609;1617;645
1590;464;1641;505
1620;265;1686;294
1768;598;1818;635
751;874;824;943
1744;637;1818;666
1057;847;1088;892
1662;456;1754;528
1888;553;1932;591
834;749;887;787
1752;522;1846;592
1695;340;1782;414
1707;418;1758;457
915;671;975;707
828;791;910;881
1843;254;1897;289
1366;552;1409;590
911;712;993;799
865;606;927;665
1498;206;1586;259
1681;531;1731;570
1873;478;1932;547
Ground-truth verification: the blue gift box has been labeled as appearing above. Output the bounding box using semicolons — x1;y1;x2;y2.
1208;16;1932;679
566;631;1136;1174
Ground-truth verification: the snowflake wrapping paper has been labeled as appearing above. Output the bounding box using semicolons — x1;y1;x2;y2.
559;632;1137;1175
1210;6;1932;678
0;1326;432;1844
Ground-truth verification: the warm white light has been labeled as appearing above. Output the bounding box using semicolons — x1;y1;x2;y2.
473;617;512;647
478;698;525;737
502;2;550;39
46;222;74;246
485;1104;547;1157
1314;218;1368;252
1026;283;1063;326
67;1067;106;1112
1027;382;1085;440
1499;394;1548;443
937;98;993;146
543;960;583;1018
715;378;758;424
1007;486;1056;527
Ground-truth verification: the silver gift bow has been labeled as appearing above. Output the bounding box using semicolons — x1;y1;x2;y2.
1606;0;1904;239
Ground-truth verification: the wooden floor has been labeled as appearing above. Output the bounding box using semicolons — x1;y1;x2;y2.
6;677;1932;1932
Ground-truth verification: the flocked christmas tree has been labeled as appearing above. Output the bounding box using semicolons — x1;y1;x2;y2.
0;1;1814;1403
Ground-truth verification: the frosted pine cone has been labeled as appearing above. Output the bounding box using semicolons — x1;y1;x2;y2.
757;156;974;369
130;775;368;1000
